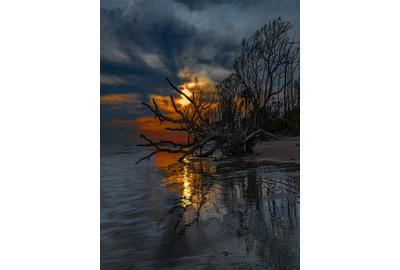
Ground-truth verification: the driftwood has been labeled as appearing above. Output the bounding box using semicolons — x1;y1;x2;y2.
136;78;276;164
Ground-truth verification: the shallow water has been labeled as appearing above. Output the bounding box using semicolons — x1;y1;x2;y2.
101;144;299;270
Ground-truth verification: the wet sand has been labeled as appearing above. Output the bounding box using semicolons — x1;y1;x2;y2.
247;137;300;163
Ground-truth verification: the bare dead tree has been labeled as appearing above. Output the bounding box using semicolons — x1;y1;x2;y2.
216;73;243;126
136;77;217;163
136;78;276;164
136;18;299;163
233;17;299;125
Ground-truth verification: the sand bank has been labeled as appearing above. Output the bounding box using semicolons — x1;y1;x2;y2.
245;136;300;164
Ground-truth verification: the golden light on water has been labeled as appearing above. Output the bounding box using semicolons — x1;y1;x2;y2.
181;164;192;207
153;153;196;208
153;152;219;211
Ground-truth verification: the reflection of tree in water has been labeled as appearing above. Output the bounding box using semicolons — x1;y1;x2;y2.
233;168;299;269
156;158;299;269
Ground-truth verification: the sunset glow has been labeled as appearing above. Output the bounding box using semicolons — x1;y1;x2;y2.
177;88;192;106
133;69;216;143
176;70;214;106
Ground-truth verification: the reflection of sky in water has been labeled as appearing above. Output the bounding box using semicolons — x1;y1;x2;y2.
101;145;299;269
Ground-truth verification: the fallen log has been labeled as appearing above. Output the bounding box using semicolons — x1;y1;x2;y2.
135;78;277;164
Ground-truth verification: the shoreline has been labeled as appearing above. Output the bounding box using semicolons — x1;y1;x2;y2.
127;136;300;165
244;136;300;164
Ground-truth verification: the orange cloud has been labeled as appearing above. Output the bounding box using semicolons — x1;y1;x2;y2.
148;95;175;113
103;119;135;128
134;116;187;142
101;93;140;105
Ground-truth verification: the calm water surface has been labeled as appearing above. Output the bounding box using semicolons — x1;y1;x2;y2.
101;144;299;270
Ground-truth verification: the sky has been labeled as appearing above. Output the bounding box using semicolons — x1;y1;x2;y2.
100;0;299;144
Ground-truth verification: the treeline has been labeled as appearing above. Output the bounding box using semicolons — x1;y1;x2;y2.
216;17;299;136
136;18;299;163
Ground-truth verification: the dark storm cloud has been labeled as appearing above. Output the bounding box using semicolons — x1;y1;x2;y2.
101;0;299;91
100;0;299;143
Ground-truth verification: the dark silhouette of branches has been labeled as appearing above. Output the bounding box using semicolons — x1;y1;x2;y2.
136;18;299;163
136;76;276;163
222;17;300;134
136;77;222;163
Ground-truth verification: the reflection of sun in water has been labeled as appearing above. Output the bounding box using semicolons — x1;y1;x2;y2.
154;153;220;214
181;164;192;207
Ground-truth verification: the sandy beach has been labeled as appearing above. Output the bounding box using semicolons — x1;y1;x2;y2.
247;137;300;164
